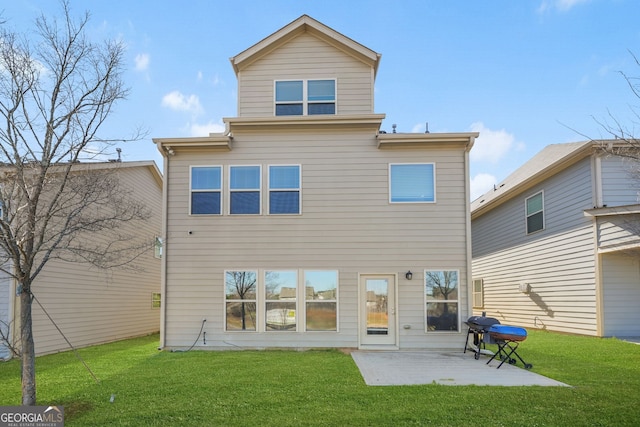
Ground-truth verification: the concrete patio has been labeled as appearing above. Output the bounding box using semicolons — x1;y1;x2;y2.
351;350;570;386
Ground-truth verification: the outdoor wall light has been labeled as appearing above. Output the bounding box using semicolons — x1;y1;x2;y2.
405;270;413;280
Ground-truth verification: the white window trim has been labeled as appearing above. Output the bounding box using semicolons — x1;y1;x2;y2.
304;270;339;333
389;163;437;204
265;270;299;332
525;190;545;235
268;164;302;215
228;165;262;215
224;269;259;332
154;236;163;259
151;292;161;309
424;269;461;333
189;165;222;216
472;278;484;309
223;269;340;333
274;79;337;116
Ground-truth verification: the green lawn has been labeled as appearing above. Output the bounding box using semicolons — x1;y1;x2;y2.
1;331;639;426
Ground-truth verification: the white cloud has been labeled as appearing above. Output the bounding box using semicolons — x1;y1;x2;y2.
411;123;426;133
469;122;520;164
189;121;225;136
538;0;589;13
161;91;203;115
470;173;498;201
134;53;150;71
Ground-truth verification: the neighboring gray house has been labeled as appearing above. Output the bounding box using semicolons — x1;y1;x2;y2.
154;15;478;351
471;140;640;337
0;161;163;359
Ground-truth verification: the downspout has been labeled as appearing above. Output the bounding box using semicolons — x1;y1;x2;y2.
9;274;17;358
3;263;18;360
592;155;604;336
464;136;475;321
158;145;170;349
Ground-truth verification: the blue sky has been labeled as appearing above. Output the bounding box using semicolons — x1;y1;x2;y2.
3;0;640;199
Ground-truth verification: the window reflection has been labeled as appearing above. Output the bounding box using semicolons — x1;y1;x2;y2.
425;270;459;332
305;271;337;331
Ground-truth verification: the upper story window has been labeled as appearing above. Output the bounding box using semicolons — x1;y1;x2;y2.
275;79;336;116
154;236;163;259
190;166;221;215
389;163;436;203
526;191;544;234
269;165;301;214
230;166;261;215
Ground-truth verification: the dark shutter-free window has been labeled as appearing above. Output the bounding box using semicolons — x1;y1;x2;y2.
190;166;221;215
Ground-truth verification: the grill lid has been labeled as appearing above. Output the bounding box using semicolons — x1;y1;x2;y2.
466;315;500;329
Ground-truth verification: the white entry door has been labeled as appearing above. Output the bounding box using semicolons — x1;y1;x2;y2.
359;275;397;347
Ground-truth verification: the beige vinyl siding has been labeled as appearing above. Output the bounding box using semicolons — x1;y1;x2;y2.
596;214;640;251
164;130;469;350
601;253;640;336
29;165;162;356
237;33;374;117
472;158;599;335
601;156;640;206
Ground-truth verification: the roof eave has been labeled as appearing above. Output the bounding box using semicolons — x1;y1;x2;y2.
471;142;595;219
230;15;380;76
153;135;233;156
376;132;478;151
224;114;385;133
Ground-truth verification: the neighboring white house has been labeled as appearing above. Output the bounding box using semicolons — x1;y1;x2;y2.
0;161;163;359
154;15;478;351
471;140;640;337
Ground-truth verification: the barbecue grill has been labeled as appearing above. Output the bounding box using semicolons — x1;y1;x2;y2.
485;325;533;369
463;315;500;360
464;315;533;370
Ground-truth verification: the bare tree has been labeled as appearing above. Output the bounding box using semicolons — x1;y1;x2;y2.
0;1;149;405
225;271;257;330
592;51;640;165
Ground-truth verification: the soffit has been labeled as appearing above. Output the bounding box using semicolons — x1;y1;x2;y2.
224;114;385;133
376;132;478;151
230;15;381;76
153;135;232;156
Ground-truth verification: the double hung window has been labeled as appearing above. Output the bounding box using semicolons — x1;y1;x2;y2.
224;269;338;332
229;166;261;214
526;191;544;234
425;270;459;332
472;278;484;309
269;165;301;214
275;79;336;116
265;270;298;331
389;163;435;203
305;271;337;331
225;271;257;331
190;166;221;215
151;293;161;309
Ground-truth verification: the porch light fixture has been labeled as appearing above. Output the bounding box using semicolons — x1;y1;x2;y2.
405;270;413;280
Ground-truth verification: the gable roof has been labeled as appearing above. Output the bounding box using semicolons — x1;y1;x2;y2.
230;15;381;76
471;140;594;218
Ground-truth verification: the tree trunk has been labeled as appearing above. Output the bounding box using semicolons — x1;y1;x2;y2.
241;301;246;330
20;288;36;406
